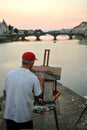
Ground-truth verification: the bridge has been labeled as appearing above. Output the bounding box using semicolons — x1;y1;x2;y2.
13;29;86;41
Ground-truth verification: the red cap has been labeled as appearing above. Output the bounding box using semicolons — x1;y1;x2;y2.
22;52;37;60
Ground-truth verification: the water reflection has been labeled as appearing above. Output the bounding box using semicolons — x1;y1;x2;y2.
0;39;87;97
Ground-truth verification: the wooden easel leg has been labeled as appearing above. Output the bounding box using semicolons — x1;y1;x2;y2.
54;106;59;130
43;49;50;66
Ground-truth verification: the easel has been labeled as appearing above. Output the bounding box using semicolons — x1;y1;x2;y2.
33;49;61;130
43;49;50;66
75;103;87;127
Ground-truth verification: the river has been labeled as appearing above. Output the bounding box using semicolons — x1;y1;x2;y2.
0;38;87;98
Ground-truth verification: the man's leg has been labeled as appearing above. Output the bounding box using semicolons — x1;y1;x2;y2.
5;119;20;130
19;120;33;129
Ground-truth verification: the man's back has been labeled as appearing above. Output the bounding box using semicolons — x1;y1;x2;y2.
3;68;41;122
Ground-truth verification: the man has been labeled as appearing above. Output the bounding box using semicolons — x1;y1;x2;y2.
3;52;44;130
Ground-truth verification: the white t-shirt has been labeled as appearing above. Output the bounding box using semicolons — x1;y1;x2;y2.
3;68;41;122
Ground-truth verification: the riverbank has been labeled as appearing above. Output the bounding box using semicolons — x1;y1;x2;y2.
0;36;15;43
0;82;87;130
79;39;87;45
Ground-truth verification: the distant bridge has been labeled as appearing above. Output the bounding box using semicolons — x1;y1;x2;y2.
13;30;86;41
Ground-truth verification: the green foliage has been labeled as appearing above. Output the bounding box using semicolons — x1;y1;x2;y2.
0;36;14;43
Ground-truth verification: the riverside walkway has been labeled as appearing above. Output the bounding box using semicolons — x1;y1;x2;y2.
0;82;87;130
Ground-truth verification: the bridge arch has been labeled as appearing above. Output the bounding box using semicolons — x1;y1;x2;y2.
25;36;36;41
56;34;70;40
40;34;54;41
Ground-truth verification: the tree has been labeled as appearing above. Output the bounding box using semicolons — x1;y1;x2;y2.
8;25;13;35
14;28;19;34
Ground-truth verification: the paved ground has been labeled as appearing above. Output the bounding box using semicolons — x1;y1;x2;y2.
0;82;87;130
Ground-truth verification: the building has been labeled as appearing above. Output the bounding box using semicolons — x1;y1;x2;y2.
0;19;9;36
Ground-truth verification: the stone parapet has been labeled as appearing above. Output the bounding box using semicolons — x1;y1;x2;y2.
0;83;87;130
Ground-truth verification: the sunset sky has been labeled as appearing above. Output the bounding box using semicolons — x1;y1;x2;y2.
0;0;87;30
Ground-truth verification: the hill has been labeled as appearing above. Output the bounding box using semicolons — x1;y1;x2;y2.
72;22;87;34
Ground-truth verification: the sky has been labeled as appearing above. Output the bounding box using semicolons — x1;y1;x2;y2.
0;0;87;31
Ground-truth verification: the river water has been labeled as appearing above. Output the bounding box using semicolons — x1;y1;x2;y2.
0;39;87;98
